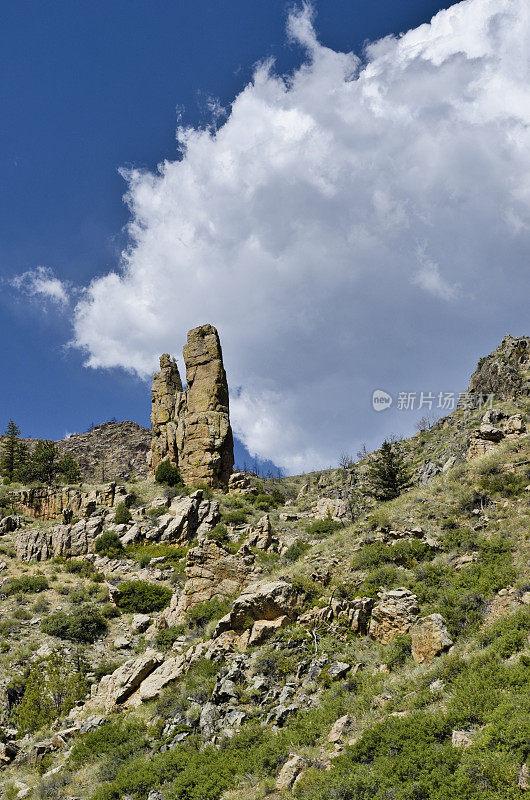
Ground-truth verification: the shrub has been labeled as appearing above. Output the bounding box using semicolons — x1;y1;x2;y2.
116;580;172;613
125;543;186;569
270;488;286;506
59;558;103;581
306;517;342;537
351;539;432;570
187;597;231;628
283;541;309;562
41;604;108;643
383;634;412;670
155;460;184;488
477;470;528;498
95;530;124;558
155;626;186;650
5;574;48;595
114;503;132;525
480;608;530;658
207;523;230;545
253;493;276;511
223;510;248;525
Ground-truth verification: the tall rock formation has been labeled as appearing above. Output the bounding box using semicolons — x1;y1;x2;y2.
150;324;234;488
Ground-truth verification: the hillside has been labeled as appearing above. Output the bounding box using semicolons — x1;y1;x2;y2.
0;335;528;800
0;422;151;484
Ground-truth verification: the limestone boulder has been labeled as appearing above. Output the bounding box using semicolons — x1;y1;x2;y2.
411;614;453;664
276;754;306;791
313;498;348;521
93;650;163;711
369;589;419;644
215;580;304;636
505;413;526;435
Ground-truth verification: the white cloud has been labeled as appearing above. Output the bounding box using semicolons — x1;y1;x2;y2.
12;266;69;305
72;0;530;471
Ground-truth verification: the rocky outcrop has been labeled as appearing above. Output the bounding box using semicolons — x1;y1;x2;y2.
369;589;419;644
0;515;22;535
468;335;530;404
91;650;164;712
13;482;131;521
159;540;260;626
312;498;349;521
149;490;220;544
150;325;234;489
215;580;305;636
467;409;527;460
299;597;373;634
410;614;453;664
16;517;103;561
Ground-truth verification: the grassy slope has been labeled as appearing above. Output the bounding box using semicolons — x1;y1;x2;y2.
0;398;529;799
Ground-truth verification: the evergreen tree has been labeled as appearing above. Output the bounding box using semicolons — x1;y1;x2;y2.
59;452;82;483
12;651;88;734
0;419;27;482
25;440;61;484
366;439;412;501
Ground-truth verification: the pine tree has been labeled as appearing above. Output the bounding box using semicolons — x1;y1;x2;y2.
0;419;27;482
58;452;81;483
366;439;412;501
26;440;61;485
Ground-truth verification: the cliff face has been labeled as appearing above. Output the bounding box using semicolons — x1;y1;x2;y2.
468;335;530;402
150;324;234;488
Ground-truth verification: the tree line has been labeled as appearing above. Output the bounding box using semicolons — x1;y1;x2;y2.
0;420;81;485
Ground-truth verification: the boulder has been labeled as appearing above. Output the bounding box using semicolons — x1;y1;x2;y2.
328;714;354;743
312;498;348;521
369;589;419;644
505;413;526;435
215;581;304;636
276;753;306;791
94;650;163;711
248;615;289;645
410;614;453;664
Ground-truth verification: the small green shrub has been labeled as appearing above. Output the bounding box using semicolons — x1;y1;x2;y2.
116;580;172;613
155;460;184;488
5;574;48;594
95;530;124;558
59;558;103;581
283;540;309;562
187;597;231;628
155;626;186;650
223;510;248;525
125;543;186;569
253;493;276;511
41;604;107;643
208;523;230;544
477;470;529;498
383;634;412;670
306;517;342;537
114;503;132;525
480;608;530;658
351;539;432;570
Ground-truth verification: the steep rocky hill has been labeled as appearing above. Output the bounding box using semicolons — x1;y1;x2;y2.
0;422;152;483
0;335;529;800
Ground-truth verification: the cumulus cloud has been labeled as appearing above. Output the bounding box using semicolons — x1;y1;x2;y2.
12;266;70;306
72;0;530;471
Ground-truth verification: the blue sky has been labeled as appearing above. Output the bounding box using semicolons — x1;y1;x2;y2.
1;0;528;472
